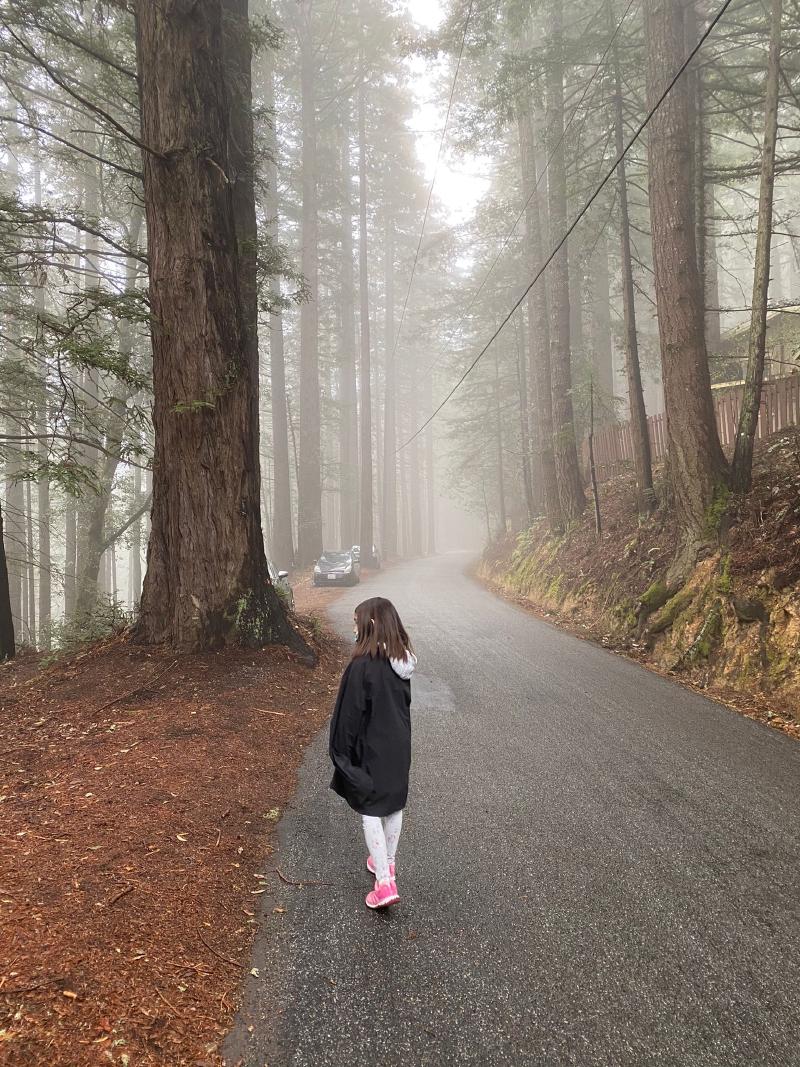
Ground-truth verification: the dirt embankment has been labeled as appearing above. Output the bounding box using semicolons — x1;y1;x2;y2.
0;590;348;1067
479;429;800;739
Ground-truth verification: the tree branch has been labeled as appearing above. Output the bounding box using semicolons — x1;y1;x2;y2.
3;24;161;159
0;114;143;181
101;492;152;552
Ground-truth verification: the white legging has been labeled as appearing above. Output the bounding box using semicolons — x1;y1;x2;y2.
362;810;403;883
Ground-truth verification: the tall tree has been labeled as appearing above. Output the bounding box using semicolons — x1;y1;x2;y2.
611;6;654;515
545;2;585;524
296;0;323;565
134;0;293;648
262;44;294;570
731;0;782;492
382;212;398;557
0;502;14;660
339;107;360;549
357;17;375;566
645;0;728;570
519;108;561;532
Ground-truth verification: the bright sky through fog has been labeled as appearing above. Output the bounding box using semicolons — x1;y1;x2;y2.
405;0;492;225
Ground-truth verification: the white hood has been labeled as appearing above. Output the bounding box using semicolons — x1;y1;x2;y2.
390;650;417;680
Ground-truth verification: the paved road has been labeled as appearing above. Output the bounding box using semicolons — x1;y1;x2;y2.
224;553;800;1067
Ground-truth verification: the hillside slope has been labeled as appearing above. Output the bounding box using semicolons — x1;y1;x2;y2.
479;428;800;738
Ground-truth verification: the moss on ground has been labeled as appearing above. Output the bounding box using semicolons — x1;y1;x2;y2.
648;587;696;635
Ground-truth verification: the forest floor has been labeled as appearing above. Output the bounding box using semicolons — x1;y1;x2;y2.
0;579;350;1067
478;427;800;742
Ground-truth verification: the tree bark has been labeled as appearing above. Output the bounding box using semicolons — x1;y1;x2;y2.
130;459;142;608
75;209;144;618
134;0;294;649
75;394;128;618
0;502;14;660
33;161;51;648
514;318;536;524
645;0;728;568
3;147;24;631
588;380;602;536
590;232;614;418
611;9;654;514
297;0;323;565
25;479;35;644
545;3;585;524
339;108;360;549
64;503;77;619
424;392;436;555
731;0;782;491
381;211;398;558
519;109;561;532
357;48;375;567
262;45;294;570
493;353;507;537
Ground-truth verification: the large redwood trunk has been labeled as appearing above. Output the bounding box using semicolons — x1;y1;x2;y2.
519;109;561;532
134;0;293;650
296;0;323;566
645;0;727;570
381;212;398;558
262;44;294;571
339;109;360;549
611;7;654;515
357;34;375;567
0;502;14;660
545;3;585;524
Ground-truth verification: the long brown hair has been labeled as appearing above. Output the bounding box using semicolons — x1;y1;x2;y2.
352;597;412;662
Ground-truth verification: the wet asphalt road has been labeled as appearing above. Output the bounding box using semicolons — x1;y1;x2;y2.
224;553;800;1067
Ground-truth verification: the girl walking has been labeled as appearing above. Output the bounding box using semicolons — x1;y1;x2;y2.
329;597;416;909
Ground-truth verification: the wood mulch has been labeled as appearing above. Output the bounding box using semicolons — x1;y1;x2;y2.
0;603;348;1066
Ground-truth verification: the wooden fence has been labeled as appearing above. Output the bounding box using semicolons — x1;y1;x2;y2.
588;373;800;484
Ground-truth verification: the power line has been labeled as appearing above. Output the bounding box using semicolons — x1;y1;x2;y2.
407;0;638;395
447;0;638;344
390;0;474;360
398;0;736;453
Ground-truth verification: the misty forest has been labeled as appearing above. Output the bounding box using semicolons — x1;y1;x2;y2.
3;0;800;1063
1;0;797;657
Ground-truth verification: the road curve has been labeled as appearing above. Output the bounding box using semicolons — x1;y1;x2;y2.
224;552;800;1067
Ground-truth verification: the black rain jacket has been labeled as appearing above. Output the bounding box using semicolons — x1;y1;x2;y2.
329;653;412;817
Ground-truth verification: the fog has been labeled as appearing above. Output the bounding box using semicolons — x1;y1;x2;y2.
1;0;798;649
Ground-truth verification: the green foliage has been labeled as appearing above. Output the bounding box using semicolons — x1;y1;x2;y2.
648;587;695;634
611;597;637;632
173;398;218;415
716;554;733;595
44;597;132;661
274;581;292;611
703;485;731;540
682;600;724;665
546;572;565;603
233;587;286;647
639;581;670;612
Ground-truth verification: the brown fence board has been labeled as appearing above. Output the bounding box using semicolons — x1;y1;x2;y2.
583;374;800;484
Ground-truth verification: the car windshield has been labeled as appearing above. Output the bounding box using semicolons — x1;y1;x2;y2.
321;552;350;565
